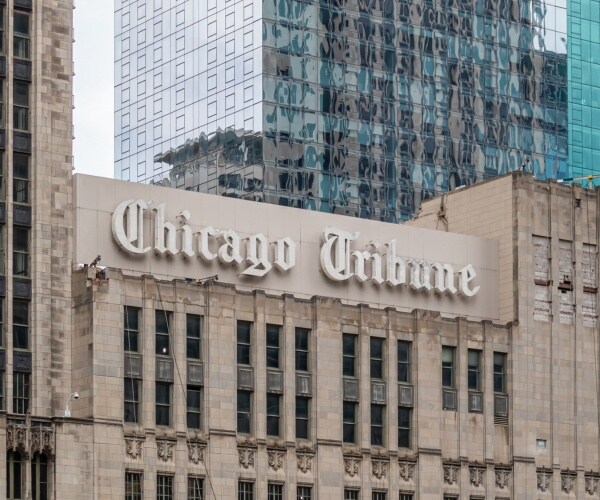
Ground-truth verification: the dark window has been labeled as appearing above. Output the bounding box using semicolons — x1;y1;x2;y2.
442;346;455;388
0;298;4;347
238;481;254;500
296;396;309;439
13;154;29;205
468;349;482;390
13;372;29;414
268;483;283;500
399;494;414;500
295;327;309;371
370;337;384;379
13;299;28;349
155;310;171;355
13;226;29;277
188;477;204;500
155;382;171;426
494;352;507;393
398;407;411;448
372;492;387;500
7;451;22;500
237;390;251;433
124;306;140;352
297;486;312;500
0;7;4;55
343;401;357;443
343;333;357;377
124;378;140;423
157;474;173;500
344;490;360;500
31;454;48;500
13;11;30;59
187;385;201;429
13;81;29;131
237;321;251;365
266;324;280;369
397;340;411;383
267;394;280;436
0;371;4;410
186;314;201;359
371;404;384;446
125;471;142;500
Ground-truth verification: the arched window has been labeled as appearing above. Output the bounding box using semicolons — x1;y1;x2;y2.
6;450;22;500
31;453;48;500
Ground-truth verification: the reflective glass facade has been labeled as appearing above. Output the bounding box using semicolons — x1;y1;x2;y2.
115;0;573;221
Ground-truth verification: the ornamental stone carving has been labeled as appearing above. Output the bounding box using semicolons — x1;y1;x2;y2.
372;459;388;480
561;472;576;494
125;437;143;460
157;440;175;463
537;469;552;492
239;448;255;469
469;466;485;487
187;441;205;465
268;450;285;472
585;474;600;495
344;456;360;477
30;426;54;456
297;452;313;474
495;468;511;489
443;464;459;485
398;460;415;482
7;421;27;454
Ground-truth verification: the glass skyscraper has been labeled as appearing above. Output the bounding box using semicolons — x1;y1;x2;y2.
114;0;594;221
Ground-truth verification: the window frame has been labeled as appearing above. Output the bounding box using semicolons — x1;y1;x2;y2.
343;333;357;377
157;473;174;500
124;306;140;353
13;153;29;205
125;471;143;500
468;349;482;391
13;226;29;277
13;299;29;349
238;480;254;500
297;485;312;500
237;320;252;365
267;483;283;500
494;352;507;393
397;340;411;383
187;385;202;429
155;381;172;427
266;324;281;369
188;476;204;500
296;395;309;439
343;400;357;444
124;377;141;423
13;81;29;131
7;450;23;500
295;327;309;371
155;310;171;356
371;403;385;446
442;346;456;388
398;406;411;448
370;337;385;380
186;314;202;359
31;453;48;500
13;10;30;60
13;371;30;414
266;393;281;437
237;390;252;434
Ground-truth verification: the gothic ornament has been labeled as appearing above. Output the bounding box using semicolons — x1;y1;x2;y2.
187;441;205;465
537;469;552;492
398;460;415;482
561;472;576;494
30;426;54;456
7;422;27;454
443;464;459;485
585;474;599;495
344;456;360;477
469;466;485;487
268;450;285;472
297;452;313;474
156;440;174;463
495;468;511;489
372;459;388;480
125;437;143;460
239;448;255;469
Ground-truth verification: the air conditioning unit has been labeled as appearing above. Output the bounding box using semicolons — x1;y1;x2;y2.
343;378;359;401
371;381;386;404
237;366;254;391
468;391;483;412
398;384;414;407
442;388;457;411
296;373;312;397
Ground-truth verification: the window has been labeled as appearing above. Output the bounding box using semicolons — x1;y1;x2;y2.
344;490;359;500
188;476;204;500
268;483;283;500
370;337;384;379
13;299;29;349
397;340;411;383
13;154;29;205
442;346;456;388
155;310;171;355
13;81;29;131
0;298;3;347
186;314;201;359
494;352;507;393
371;404;384;446
157;474;173;500
7;451;22;500
399;494;414;500
187;385;202;429
0;7;4;54
468;349;482;390
125;471;142;500
238;481;254;500
13;226;29;277
266;324;280;368
237;390;251;433
124;378;140;423
296;396;309;439
13;11;30;59
267;393;280;436
13;372;29;414
343;333;357;377
237;321;251;365
124;306;140;352
0;371;4;410
295;328;309;371
398;406;411;448
31;454;48;500
343;401;357;443
372;492;387;500
155;382;171;426
297;486;312;500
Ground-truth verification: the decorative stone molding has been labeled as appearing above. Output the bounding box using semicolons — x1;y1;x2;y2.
30;425;54;456
297;451;314;474
469;466;485;487
187;441;205;465
398;459;416;482
372;459;388;480
443;463;459;485
561;471;576;494
239;447;255;469
8;420;54;457
125;437;144;460
156;440;175;463
495;467;511;490
585;473;600;495
267;450;285;472
344;456;360;477
537;468;552;492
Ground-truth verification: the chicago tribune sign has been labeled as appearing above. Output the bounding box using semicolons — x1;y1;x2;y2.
112;199;480;297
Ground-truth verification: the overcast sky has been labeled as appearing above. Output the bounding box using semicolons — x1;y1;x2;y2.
73;4;114;178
